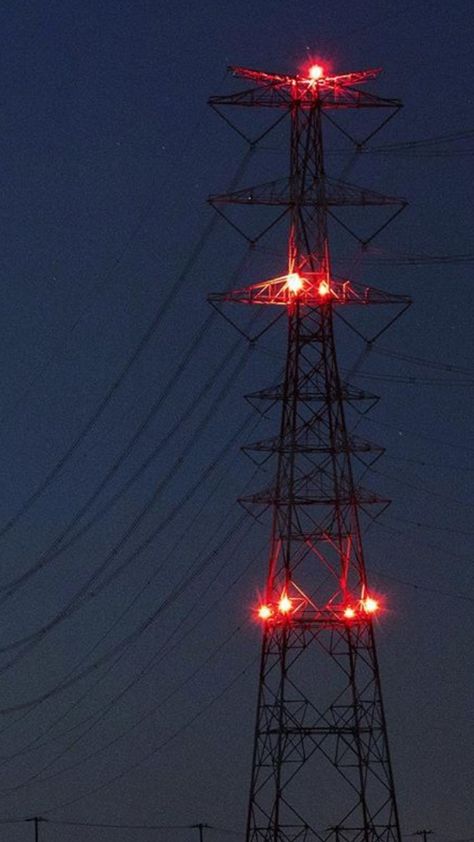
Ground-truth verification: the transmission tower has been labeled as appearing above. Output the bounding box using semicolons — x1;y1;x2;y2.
208;62;410;842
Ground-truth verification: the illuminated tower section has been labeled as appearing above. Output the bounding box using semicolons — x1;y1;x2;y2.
209;64;409;842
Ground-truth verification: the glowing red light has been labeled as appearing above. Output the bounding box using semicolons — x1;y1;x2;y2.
278;594;292;614
308;64;324;80
344;606;356;619
258;604;272;620
318;280;330;297
286;273;303;294
363;597;379;614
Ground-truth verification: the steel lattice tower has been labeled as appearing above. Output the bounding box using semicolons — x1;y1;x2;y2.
208;63;410;842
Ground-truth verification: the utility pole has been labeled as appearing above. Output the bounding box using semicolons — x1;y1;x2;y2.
191;822;211;842
26;817;44;842
414;830;434;842
209;61;410;842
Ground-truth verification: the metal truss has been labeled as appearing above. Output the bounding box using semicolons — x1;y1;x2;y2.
208;63;407;842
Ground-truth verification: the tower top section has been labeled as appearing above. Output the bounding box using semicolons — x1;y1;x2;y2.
230;64;381;88
210;64;402;110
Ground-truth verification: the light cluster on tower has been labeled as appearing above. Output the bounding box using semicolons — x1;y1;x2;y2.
257;593;381;622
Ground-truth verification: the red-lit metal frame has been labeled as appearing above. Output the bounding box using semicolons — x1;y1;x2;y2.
209;65;402;111
209;64;407;842
208;272;409;308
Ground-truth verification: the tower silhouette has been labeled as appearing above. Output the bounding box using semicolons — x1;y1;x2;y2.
209;63;410;842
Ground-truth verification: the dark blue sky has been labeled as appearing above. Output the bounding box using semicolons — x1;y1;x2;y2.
0;1;471;840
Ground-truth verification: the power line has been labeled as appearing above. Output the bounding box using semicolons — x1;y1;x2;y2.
40;818;239;832
0;87;220;435
372;345;474;376
348;369;474;387
372;567;474;604
39;658;257;816
385;453;474;476
0;344;254;704
384;512;474;540
362;415;474;455
368;515;472;568
367;464;474;509
0;341;251;665
0;145;256;544
0;624;245;795
0;508;248;714
0;421;260;767
51;819;200;829
0;465;261;775
0;308;216;601
326;128;474;159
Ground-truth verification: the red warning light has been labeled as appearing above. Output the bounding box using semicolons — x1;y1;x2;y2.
318;280;330;297
344;606;356;619
278;594;292;614
258;604;272;620
286;273;303;294
308;64;324;81
363;597;379;614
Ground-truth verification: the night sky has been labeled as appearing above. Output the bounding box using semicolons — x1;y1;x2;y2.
0;1;472;840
